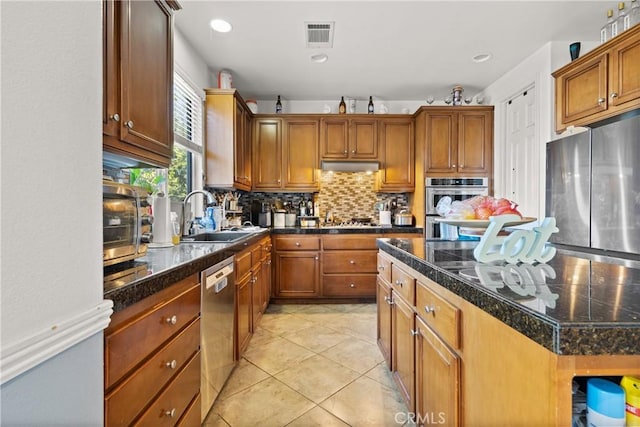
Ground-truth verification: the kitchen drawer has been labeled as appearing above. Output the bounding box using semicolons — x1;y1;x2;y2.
235;249;252;280
274;236;321;251
323;235;379;250
323;251;378;274
176;393;201;427
377;252;392;283
260;237;272;261
416;279;460;349
105;280;200;389
391;264;416;306
322;275;377;296
105;318;200;426
133;351;201;427
251;243;262;265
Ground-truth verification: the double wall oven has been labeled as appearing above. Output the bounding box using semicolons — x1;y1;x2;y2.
425;177;489;239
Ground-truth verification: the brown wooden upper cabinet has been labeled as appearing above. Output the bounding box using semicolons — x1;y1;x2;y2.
377;118;415;192
204;89;252;191
252;116;320;192
103;0;180;168
320;117;378;160
553;25;640;133
419;106;493;177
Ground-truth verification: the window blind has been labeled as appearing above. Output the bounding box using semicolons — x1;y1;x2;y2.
174;73;203;153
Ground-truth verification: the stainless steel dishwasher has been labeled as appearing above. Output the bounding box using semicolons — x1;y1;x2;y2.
201;256;235;422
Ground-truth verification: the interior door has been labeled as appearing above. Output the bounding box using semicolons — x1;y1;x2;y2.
505;88;540;219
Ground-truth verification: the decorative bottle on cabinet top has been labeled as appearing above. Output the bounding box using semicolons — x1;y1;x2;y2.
276;95;282;114
338;96;346;114
368;96;374;114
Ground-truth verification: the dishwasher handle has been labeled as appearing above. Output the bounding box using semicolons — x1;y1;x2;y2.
205;264;234;293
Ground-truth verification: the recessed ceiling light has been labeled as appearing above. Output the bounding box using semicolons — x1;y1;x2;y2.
310;53;328;63
472;53;492;63
210;19;232;33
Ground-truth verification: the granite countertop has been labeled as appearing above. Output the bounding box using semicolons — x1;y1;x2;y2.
103;230;270;313
377;238;640;356
270;226;423;235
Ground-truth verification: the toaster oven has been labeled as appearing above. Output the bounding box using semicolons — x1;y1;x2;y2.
103;180;153;266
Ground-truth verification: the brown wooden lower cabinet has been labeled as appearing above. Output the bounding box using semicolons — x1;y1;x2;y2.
104;275;201;427
392;294;416;412
376;277;393;369
273;233;420;302
415;316;460;427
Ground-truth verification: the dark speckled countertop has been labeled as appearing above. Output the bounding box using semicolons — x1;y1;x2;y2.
103;230;270;312
104;227;422;313
378;238;640;356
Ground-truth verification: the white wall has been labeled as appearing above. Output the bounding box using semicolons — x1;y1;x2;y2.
1;2;108;424
175;28;214;94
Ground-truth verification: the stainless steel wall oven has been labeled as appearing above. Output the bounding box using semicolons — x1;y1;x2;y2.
425;177;489;239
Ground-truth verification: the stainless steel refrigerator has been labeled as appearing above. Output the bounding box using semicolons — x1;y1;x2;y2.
545;113;640;255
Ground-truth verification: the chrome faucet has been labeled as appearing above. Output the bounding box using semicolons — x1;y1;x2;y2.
182;190;215;236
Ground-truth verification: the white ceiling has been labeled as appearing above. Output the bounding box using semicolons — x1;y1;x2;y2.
175;1;611;102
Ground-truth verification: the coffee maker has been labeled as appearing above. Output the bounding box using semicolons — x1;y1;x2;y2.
251;200;271;227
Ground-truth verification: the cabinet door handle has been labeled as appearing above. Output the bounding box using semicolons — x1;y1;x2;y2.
164;408;176;418
349;260;355;264
109;113;120;122
598;97;606;104
424;305;436;314
350;283;355;288
378;265;385;271
395;280;403;287
410;329;419;336
344;150;348;154
452;164;457;168
351;150;356;154
166;359;177;369
315;256;319;261
165;315;177;325
125;120;134;129
610;92;618;99
295;242;301;246
384;296;394;305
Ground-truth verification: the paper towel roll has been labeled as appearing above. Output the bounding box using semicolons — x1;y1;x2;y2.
150;195;173;247
379;211;392;226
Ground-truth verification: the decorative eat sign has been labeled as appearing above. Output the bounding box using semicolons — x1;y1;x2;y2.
473;216;559;264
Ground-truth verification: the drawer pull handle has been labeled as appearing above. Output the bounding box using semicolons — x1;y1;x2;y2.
424;305;436;314
395;280;403;287
350;260;355;264
295;242;301;246
166;359;177;369
110;113;120;122
166;315;178;325
410;329;419;336
378;265;385;271
350;283;355;288
384;296;394;305
598;97;606;104
125;120;134;129
165;408;176;418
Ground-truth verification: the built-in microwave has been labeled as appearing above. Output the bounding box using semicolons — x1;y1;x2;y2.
103;180;153;266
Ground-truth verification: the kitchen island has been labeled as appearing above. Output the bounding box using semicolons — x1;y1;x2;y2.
377;237;640;426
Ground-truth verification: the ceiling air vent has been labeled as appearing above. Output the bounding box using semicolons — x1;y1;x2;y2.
305;22;334;48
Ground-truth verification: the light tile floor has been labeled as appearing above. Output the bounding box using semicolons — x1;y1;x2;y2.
203;303;413;427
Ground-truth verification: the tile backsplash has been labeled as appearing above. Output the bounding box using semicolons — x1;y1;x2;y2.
218;171;409;224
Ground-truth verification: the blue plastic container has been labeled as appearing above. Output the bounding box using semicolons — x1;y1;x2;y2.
586;378;625;426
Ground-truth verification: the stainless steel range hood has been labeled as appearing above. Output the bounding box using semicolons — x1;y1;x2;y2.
321;160;379;172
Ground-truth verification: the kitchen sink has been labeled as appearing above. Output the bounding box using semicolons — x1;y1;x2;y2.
181;231;253;243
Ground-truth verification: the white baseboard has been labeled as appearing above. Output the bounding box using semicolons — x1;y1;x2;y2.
0;300;113;385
